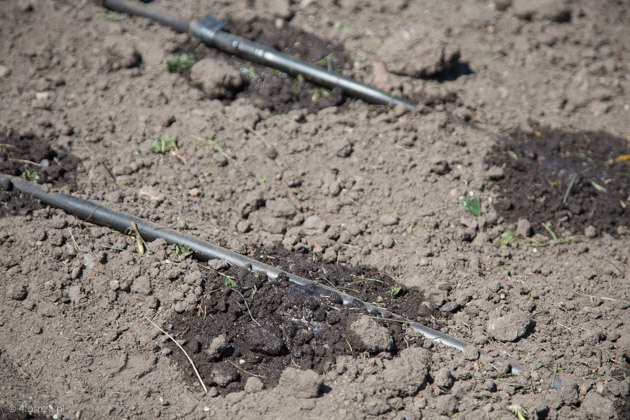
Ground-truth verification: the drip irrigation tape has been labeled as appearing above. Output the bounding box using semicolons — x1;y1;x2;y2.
4;175;466;352
101;0;416;111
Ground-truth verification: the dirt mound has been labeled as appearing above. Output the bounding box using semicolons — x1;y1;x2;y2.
486;128;630;237
174;17;351;114
0;132;79;218
167;248;435;395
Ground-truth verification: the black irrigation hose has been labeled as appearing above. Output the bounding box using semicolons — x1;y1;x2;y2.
3;175;467;353
101;0;416;111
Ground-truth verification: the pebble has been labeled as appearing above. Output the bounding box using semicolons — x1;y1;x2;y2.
381;236;395;248
303;215;328;231
206;335;229;360
516;218;533;237
439;301;459;313
0;65;10;78
266;147;278;159
6;283;28;301
208;259;230;270
584;225;597;238
332;138;353;158
379;215;399;226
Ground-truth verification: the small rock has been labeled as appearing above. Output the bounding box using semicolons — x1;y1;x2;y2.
138;186;165;203
0;65;11;78
266;147;278;159
516;218;533;237
206;335;229;360
68;285;83;304
486;166;505;181
381;236;395;248
208;259;230;270
245;327;284;355
439;301;459;313
262;0;292;18
279;368;324;398
303;215;328;231
486;310;532;342
350;315;393;353
7;283;28;301
212;365;239;387
379;215;399;226
584;225;597;238
244;377;264;393
434;368;455;389
331;138;353;158
236;221;252;233
512;0;571;22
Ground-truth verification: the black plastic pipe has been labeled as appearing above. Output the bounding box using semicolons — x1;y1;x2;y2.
3;175;466;352
101;0;416;111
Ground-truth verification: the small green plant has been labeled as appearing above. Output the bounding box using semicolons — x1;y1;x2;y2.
164;54;195;74
500;228;515;246
507;404;527;420
462;195;481;217
21;166;39;182
223;277;235;287
386;286;402;298
257;175;266;184
171;243;193;259
150;134;177;154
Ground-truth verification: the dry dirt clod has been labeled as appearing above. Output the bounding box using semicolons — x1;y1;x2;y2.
486;309;532;342
279;368;324;398
350;315;393;353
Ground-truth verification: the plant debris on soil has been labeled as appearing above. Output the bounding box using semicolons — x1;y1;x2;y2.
178;17;350;114
486;128;630;237
167;247;436;395
0;132;79;218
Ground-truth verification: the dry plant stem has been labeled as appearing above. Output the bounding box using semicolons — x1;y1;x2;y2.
227;359;265;379
8;158;42;167
144;316;208;394
230;287;261;327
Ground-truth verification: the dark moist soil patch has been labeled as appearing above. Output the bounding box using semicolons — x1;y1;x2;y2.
178;17;350;114
166;248;441;395
486;128;630;237
0;131;79;218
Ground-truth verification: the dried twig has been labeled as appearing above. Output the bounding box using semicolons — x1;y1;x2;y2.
231;288;261;327
227;359;265;379
144;316;208;394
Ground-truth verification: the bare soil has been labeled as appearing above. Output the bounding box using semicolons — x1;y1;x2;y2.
1;0;629;419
